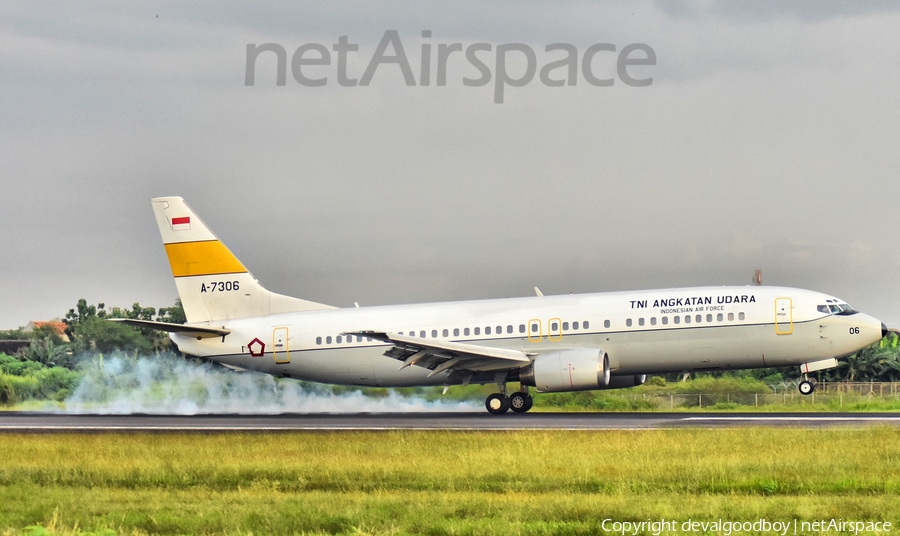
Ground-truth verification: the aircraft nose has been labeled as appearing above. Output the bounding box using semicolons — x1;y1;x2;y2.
883;322;889;338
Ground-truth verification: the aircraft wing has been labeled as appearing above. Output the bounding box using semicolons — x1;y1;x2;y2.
346;331;533;376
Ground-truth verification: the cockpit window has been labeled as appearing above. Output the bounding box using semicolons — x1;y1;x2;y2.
835;303;857;315
818;303;857;316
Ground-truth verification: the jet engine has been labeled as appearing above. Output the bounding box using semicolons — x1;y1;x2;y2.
519;348;610;392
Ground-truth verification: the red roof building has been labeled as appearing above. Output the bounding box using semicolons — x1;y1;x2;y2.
23;321;70;342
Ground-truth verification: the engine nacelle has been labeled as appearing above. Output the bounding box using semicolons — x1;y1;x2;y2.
520;349;610;392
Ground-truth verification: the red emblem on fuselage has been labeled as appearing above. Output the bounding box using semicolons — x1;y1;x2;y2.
247;337;265;357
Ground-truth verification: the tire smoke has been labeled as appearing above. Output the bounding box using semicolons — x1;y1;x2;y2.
61;353;478;414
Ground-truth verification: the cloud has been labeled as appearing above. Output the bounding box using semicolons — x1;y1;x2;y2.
655;0;900;22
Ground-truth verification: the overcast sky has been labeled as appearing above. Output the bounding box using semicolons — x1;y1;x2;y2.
3;1;900;329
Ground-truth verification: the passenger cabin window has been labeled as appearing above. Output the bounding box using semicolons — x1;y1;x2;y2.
474;327;481;335
420;330;426;338
695;314;702;323
485;326;492;335
464;328;470;336
728;313;734;321
563;322;569;330
326;336;333;344
432;330;438;338
336;336;342;344
650;317;657;326
507;325;513;334
717;313;723;321
638;318;645;326
626;318;633;327
662;317;668;325
519;324;526;333
684;316;691;324
706;314;713;322
573;321;579;330
453;328;459;337
316;336;322;345
443;329;449;337
551;321;559;331
584;321;590;329
530;323;539;333
738;312;745;320
674;316;680;324
604;320;610;328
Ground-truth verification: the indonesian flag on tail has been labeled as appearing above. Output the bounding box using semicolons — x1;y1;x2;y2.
170;216;191;231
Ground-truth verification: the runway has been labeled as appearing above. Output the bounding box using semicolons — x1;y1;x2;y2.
1;412;900;431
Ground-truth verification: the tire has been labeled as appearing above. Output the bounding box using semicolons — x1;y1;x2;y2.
523;393;534;412
485;393;510;414
798;380;815;395
509;392;529;413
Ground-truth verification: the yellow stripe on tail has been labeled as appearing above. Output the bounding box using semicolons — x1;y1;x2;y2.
164;240;247;277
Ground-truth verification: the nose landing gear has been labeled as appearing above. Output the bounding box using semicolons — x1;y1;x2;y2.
798;376;816;395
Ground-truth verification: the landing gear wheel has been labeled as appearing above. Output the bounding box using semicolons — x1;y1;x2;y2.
509;392;533;413
798;380;815;395
485;393;510;414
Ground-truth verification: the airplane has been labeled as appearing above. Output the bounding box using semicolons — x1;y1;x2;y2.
113;197;888;414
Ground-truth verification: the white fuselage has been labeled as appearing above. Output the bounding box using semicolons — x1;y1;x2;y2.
171;285;884;387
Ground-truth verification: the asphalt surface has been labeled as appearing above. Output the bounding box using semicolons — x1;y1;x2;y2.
1;412;899;431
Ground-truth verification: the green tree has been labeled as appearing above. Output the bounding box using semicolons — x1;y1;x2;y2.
0;329;27;341
63;298;186;354
158;298;186;324
820;333;900;382
70;316;155;354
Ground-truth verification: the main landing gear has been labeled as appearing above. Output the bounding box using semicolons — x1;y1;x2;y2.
485;392;533;414
509;392;534;413
485;387;533;414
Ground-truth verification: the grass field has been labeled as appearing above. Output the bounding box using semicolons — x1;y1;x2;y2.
1;429;899;535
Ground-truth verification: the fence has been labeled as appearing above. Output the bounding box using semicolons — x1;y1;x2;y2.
619;382;900;409
813;381;900;396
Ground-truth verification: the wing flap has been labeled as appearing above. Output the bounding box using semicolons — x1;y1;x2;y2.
347;331;532;375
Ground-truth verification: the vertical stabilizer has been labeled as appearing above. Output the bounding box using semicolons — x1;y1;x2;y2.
151;197;335;323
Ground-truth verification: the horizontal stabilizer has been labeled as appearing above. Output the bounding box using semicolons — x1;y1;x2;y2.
108;319;230;339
